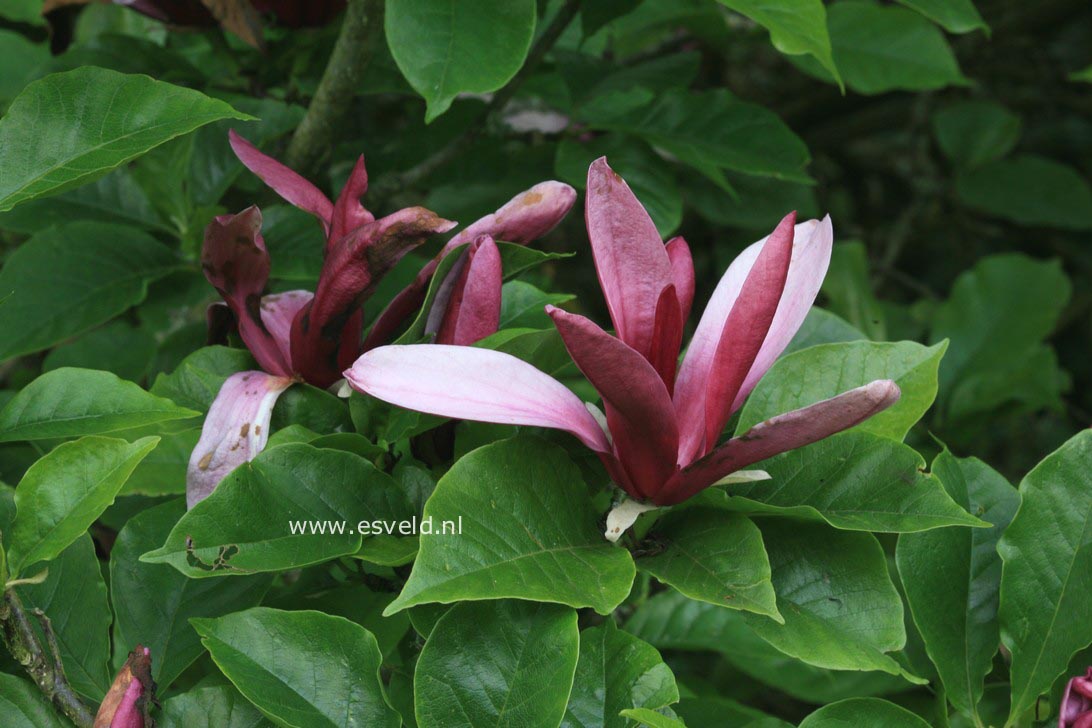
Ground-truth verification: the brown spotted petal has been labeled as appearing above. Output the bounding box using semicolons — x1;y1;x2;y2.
94;645;154;728
201;207;292;377
186;371;293;508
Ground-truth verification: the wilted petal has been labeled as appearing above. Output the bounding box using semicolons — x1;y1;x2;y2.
435;236;502;346
548;306;678;499
663;380;900;505
201;207;291;376
344;345;611;453
259;290;313;371
291;207;456;387
674;212;796;463
94;645;153;728
229;130;333;231
330;155;374;243
586;157;673;358
186;371;293;508
666;236;695;324
362;180;576;351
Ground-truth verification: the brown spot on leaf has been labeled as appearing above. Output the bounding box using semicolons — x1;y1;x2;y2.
239;423;250;438
198;452;213;470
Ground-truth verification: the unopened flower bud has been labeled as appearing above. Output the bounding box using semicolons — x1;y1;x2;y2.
94;645;154;728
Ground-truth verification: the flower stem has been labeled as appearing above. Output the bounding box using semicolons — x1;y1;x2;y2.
284;0;386;176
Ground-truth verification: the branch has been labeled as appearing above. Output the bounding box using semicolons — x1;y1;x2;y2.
284;0;386;176
0;589;94;728
371;0;582;199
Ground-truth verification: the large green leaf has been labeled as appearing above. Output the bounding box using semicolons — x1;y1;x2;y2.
706;431;983;532
0;67;250;211
716;0;841;85
0;368;197;442
896;450;1018;721
798;698;931;727
618;709;685;728
42;322;157;381
385;0;536;122
415;600;579;728
998;430;1092;722
637;507;780;620
150;346;258;413
744;520;915;680
736;340;947;441
895;0;988;34
932;101;1021;170
0;222;178;361
111;500;270;688
142;444;412;577
384;436;636;616
820;242;887;340
562;621;679;728
6;435;158;577
0;673;69;728
956;155;1092;230
160;685;274;728
192;607;400;728
16;534;111;701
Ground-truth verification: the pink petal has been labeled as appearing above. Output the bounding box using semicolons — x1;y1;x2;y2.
435;236;502;346
362;180;576;351
586;157;673;358
662;380;900;505
547;306;678;499
647;284;684;394
291;207;456;387
666;236;695;324
329;155;375;243
229;130;334;231
186;371;293;508
259;290;313;372
201;206;291;376
343;345;611;453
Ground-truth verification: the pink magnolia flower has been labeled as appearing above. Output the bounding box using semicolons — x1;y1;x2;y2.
1061;668;1092;728
94;646;153;728
186;132;575;507
345;158;900;507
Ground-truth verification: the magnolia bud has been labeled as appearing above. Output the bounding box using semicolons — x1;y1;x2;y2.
1060;667;1092;728
94;646;154;728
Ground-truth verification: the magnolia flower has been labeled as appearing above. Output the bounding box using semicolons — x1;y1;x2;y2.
94;646;153;728
1061;668;1092;728
186;132;575;507
345;158;900;509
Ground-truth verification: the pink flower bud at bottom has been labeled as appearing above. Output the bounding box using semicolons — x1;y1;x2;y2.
94;645;154;728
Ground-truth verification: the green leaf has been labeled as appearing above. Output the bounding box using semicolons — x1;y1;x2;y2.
736;340;947;441
192;607;400;728
142;444;412;577
16;534;111;700
895;0;988;34
896;450;1018;721
637;507;780;620
0;0;45;26
269;583;410;660
784;308;865;356
0;222;178;361
7;435;158;576
617;708;686;728
955;155;1092;230
111;500;270;688
715;0;841;86
151;346;258;413
42;322;157;381
415;600;579;728
384;436;636;616
798;0;968;94
932;101;1021;169
0;368;197;443
121;427;199;496
744;520;916;680
562;621;679;728
498;281;575;331
385;0;537;122
0;673;69;728
1072;64;1092;83
931;254;1071;420
821;242;886;340
160;684;274;728
0;30;48;106
798;698;931;727
0;67;251;211
998;430;1092;722
706;431;983;532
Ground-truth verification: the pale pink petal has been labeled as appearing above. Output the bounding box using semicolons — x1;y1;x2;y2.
186;371;293;508
730;215;833;411
586;157;673;358
259;290;313;372
662;380;900;505
344;345;611;453
229;130;333;231
329;155;375;243
666;236;695;324
548;307;679;499
436;236;502;346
